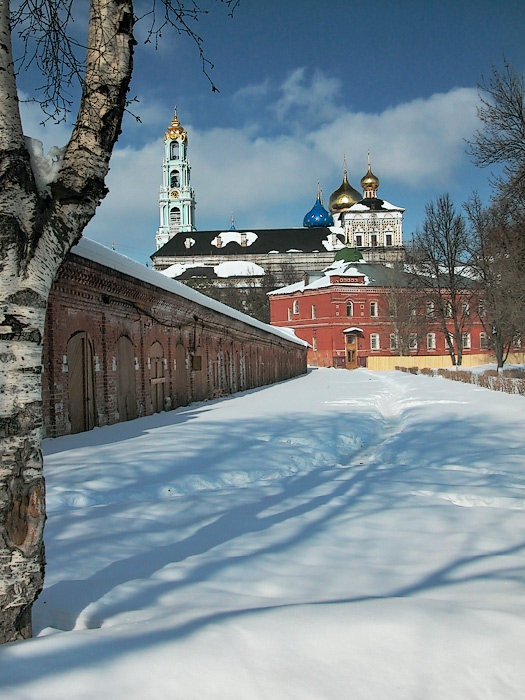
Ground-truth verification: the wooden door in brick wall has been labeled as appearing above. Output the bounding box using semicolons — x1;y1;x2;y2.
150;341;165;413
67;331;96;433
175;342;188;406
116;335;137;421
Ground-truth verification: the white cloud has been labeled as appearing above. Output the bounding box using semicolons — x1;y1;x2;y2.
19;72;484;262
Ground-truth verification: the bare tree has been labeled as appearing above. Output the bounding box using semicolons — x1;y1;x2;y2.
0;0;238;644
384;266;427;356
465;193;525;367
411;194;476;366
466;60;525;196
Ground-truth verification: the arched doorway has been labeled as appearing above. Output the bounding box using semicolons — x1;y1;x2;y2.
150;341;165;413
116;335;137;421
67;331;96;434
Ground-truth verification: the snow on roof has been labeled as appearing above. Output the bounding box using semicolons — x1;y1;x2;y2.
160;262;202;278
71;237;307;347
214;261;265;278
267;280;305;296
343;327;364;334
212;231;258;247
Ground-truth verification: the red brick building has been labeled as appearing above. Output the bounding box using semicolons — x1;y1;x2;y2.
269;260;490;369
42;238;307;437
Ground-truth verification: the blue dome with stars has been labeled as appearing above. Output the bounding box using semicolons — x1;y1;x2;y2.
303;192;334;228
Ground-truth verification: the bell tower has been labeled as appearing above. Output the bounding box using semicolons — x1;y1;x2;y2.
155;108;196;250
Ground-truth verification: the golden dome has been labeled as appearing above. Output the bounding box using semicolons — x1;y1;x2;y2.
361;165;380;192
165;107;187;142
328;171;362;212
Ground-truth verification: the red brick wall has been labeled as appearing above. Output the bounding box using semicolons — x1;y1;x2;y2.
42;252;307;437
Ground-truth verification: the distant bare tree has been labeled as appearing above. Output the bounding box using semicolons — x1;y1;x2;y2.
465;193;525;367
411;194;476;366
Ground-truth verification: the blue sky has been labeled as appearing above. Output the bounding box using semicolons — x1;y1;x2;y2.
19;0;525;265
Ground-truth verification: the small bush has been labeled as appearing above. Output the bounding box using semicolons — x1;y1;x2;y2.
420;368;434;376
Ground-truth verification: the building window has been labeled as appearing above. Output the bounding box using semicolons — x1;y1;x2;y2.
385;233;393;246
426;301;434;318
371;233;378;247
409;333;418;350
346;301;353;317
462;301;470;317
479;301;486;317
444;332;454;349
293;300;299;315
370;333;380;350
355;234;363;247
311;305;317;319
445;301;453;318
514;335;522;348
427;333;436;350
287;308;292;321
312;337;317;351
389;333;399;350
170;141;180;159
462;332;471;349
370;301;378;317
480;332;488;350
170;170;180;187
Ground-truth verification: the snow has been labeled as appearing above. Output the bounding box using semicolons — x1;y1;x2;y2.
214;261;265;277
25;137;65;196
1;368;525;699
212;231;258;247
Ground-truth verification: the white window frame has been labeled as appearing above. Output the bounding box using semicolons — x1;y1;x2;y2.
293;299;299;315
370;333;380;350
311;305;317;319
346;301;353;317
409;333;418;350
370;301;378;318
427;332;436;350
462;332;471;349
426;301;435;318
389;333;399;350
479;331;488;350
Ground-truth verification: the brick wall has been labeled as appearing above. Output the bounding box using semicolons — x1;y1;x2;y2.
42;248;307;437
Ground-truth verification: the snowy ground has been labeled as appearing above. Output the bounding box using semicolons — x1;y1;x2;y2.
1;368;525;699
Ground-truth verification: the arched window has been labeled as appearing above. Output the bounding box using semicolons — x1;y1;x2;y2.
346;301;353;317
170;141;180;159
170;170;180;187
170;207;181;231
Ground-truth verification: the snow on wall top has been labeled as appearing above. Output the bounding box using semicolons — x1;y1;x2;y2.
212;231;258;247
71;237;308;347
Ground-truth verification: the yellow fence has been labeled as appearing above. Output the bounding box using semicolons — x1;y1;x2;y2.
366;352;525;371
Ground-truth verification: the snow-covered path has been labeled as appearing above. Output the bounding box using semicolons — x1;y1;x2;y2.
2;368;525;699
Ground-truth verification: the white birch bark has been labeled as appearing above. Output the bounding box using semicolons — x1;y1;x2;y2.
0;0;134;643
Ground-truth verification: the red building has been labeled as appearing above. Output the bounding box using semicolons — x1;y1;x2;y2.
269;260;490;369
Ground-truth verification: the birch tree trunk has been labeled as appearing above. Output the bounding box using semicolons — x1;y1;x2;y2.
0;0;134;644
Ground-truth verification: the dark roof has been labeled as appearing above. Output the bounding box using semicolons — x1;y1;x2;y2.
152;228;343;259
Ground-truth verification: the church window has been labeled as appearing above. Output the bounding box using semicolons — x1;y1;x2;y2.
371;233;378;247
293;300;299;315
311;305;317;319
427;333;436;350
170;207;181;231
479;332;488;350
346;301;353;317
370;301;378;317
170;141;180;159
385;233;393;246
170;170;180;187
355;234;363;247
370;333;380;350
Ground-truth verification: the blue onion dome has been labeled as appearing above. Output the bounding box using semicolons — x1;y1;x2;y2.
303;190;334;228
